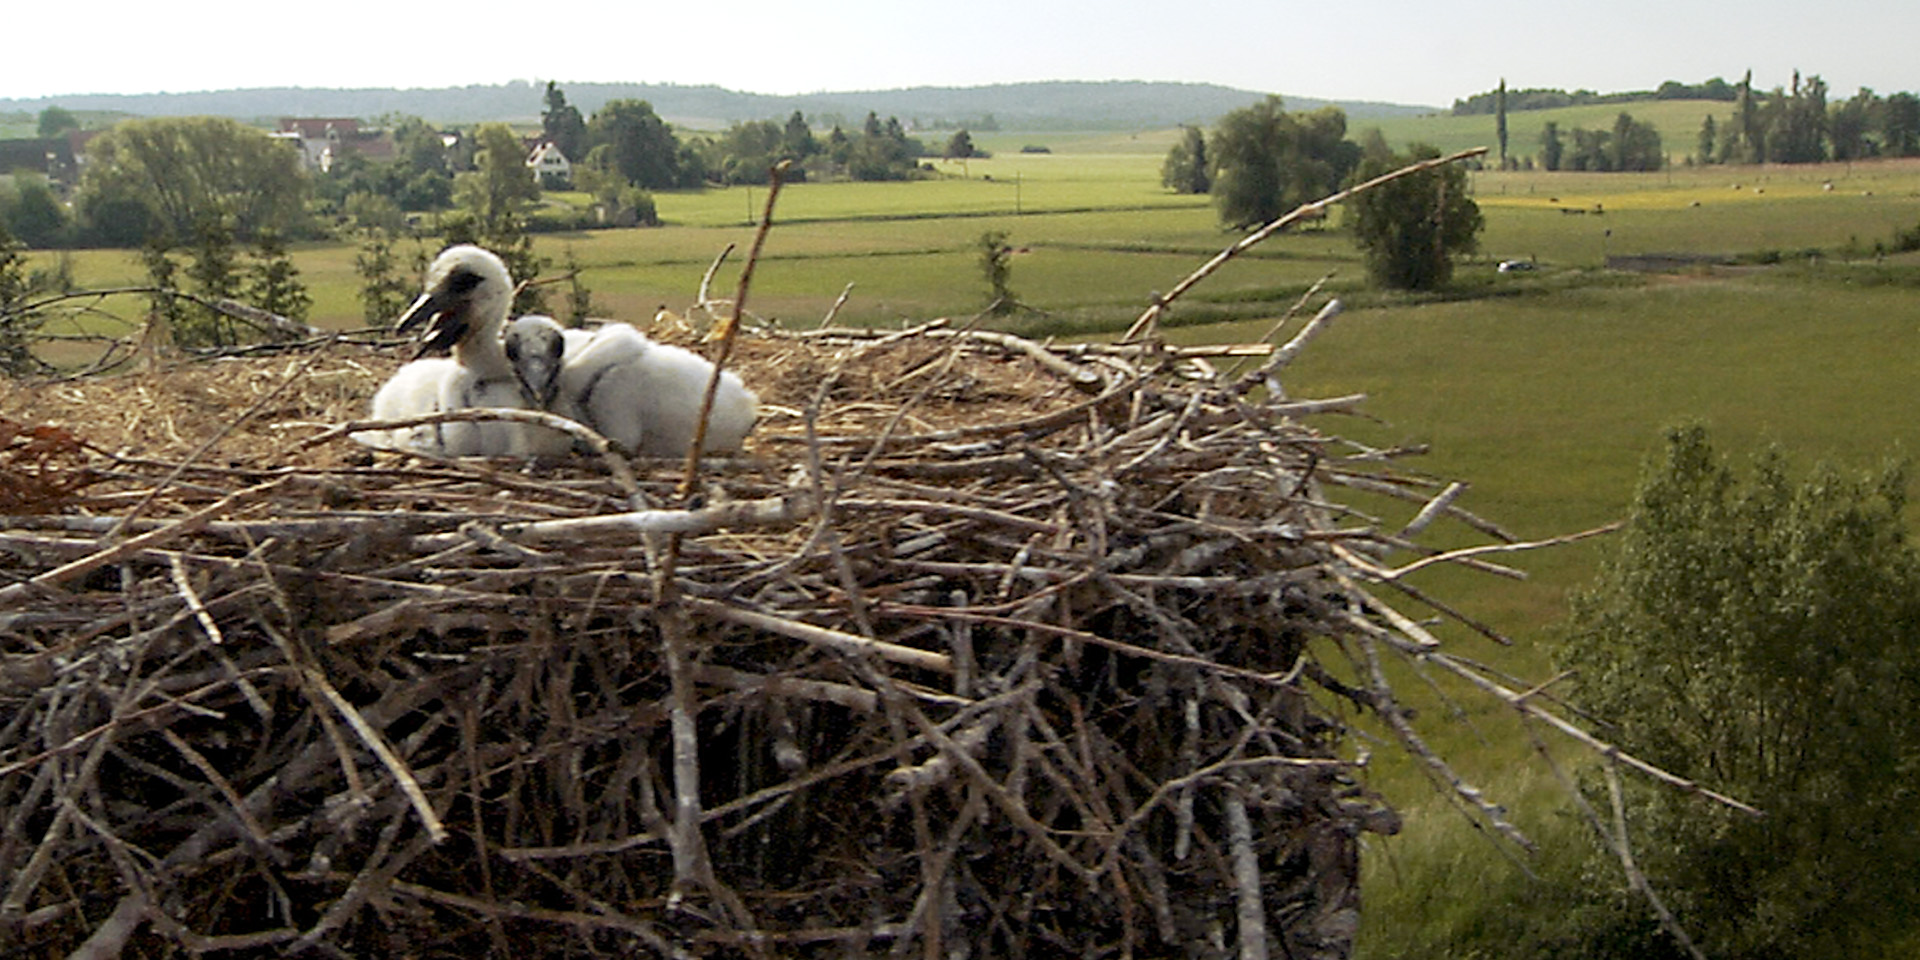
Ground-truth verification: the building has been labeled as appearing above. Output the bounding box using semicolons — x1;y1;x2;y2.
526;141;571;187
275;118;395;173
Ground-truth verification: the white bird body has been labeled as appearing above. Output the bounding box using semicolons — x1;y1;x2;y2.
358;245;558;457
505;315;759;458
364;355;458;452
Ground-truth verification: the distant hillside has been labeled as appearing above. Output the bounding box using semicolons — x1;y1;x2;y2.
0;80;1436;132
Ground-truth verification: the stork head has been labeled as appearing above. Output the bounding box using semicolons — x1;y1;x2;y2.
394;245;514;359
504;315;569;407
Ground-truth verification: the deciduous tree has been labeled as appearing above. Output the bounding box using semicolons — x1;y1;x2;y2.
1345;143;1481;291
1159;125;1210;195
2;174;70;248
1209;97;1359;229
586;99;686;190
1558;426;1920;959
78;116;308;244
977;230;1016;315
456;122;540;233
943;129;978;160
1881;91;1919;156
1540;121;1565;170
36;106;78;139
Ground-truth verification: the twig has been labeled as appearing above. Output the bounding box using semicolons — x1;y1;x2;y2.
1122;147;1488;341
681;160;789;497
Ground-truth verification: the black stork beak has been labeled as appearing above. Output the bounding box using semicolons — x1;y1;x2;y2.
394;265;486;359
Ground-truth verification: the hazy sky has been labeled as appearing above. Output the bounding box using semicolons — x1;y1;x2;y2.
6;1;1912;107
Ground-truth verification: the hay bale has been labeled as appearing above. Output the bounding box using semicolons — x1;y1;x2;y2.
0;320;1509;959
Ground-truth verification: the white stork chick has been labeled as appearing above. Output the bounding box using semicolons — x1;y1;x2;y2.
363;245;547;457
545;321;760;458
501;315;589;455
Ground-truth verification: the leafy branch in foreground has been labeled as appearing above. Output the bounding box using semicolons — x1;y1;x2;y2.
1556;425;1920;959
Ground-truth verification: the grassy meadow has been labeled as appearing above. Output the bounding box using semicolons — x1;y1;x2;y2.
20;123;1920;955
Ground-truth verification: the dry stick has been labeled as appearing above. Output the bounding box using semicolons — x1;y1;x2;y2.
167;553;223;645
1221;273;1338;380
1247;298;1345;388
1423;649;1761;816
387;879;681;956
303;666;448;844
1365;521;1624;582
0;477;287;608
102;332;341;541
1520;719;1709;960
680;159;790;499
1354;628;1537;853
1604;760;1709;960
1122;146;1489;342
818;281;857;329
1223;776;1270;960
696;242;736;317
303;406;641;500
684;596;953;674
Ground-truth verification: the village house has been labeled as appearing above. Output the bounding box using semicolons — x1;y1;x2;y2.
274;117;395;173
526;140;571;187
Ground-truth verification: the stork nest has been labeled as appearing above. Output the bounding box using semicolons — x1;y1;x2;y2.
0;318;1530;959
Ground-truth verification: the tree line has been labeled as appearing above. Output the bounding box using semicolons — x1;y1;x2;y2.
1161;96;1483;291
1454;76;1742;115
0;82;957;253
1478;71;1920;170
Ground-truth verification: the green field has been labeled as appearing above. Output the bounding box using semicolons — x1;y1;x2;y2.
21;136;1920;956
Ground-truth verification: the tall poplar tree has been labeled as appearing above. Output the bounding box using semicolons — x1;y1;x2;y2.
1495;78;1509;169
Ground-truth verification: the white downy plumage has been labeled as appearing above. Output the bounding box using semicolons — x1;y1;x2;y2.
361;245;564;457
504;314;759;458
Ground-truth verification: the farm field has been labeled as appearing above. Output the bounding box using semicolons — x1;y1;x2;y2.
18;139;1920;956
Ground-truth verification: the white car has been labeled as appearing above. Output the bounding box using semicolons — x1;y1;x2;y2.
1497;259;1536;273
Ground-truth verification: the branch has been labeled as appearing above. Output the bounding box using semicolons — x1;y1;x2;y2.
1122;146;1488;341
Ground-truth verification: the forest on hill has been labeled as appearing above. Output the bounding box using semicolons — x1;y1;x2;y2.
0;79;1434;132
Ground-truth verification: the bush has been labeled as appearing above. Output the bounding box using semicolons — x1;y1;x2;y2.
1555;425;1920;959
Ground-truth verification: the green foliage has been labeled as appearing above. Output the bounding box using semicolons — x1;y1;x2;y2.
343;191;405;235
1159;125;1210;195
245;229;311;324
559;245;593;323
587;99;689;190
1345;143;1481;291
1;173;71;248
977;229;1016;314
457;123;541;233
1496;78;1510;167
541;81;588;161
842;113;925;182
1884;93;1920;156
354;230;419;327
77;116;308;245
1540;122;1566;171
316;121;455;221
1208;97;1360;229
137;235;186;342
177;216;241;347
1550;112;1664;172
943;129;978;160
714;119;796;185
0;219;44;374
1557;426;1920;959
36;105;79;139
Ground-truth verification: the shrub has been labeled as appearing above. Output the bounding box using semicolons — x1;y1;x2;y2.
1555;425;1920;959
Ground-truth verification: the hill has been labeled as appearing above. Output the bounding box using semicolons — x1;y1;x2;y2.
1362;98;1736;163
0;80;1435;132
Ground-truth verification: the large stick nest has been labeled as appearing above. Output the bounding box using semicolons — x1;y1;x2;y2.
2;312;1529;959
